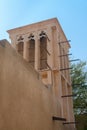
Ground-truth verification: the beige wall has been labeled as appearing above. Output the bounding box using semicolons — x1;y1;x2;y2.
0;18;76;130
0;40;65;130
6;18;76;130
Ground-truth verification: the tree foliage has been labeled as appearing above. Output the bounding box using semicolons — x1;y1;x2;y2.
71;61;87;115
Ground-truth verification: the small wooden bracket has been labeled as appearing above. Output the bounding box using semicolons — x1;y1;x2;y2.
63;122;78;125
60;67;72;71
52;116;66;121
61;94;76;98
58;40;71;44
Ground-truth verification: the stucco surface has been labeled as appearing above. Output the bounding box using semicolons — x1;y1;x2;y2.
0;40;65;130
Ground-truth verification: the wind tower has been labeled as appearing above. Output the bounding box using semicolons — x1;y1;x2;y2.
7;18;75;128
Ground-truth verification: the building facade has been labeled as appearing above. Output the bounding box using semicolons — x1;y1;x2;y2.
0;18;75;130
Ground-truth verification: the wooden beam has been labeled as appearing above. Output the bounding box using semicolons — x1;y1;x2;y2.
63;122;78;125
61;94;76;98
59;53;72;57
58;40;71;44
72;83;82;86
60;67;72;71
69;59;80;62
52;116;66;121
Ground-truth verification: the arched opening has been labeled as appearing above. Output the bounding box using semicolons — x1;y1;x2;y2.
40;34;47;70
17;42;24;56
28;39;35;67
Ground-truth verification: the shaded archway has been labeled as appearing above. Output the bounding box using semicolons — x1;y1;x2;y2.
17;41;24;56
39;31;47;70
28;38;35;67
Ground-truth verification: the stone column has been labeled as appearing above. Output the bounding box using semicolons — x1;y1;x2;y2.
35;35;40;71
46;28;52;68
23;36;29;62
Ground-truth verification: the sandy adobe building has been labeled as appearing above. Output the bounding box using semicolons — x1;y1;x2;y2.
0;18;76;130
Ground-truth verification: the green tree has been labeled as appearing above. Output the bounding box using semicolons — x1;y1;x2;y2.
71;61;87;115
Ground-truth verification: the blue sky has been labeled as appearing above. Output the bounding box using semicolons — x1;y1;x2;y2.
0;0;87;61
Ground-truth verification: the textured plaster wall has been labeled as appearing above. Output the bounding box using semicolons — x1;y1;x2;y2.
0;40;64;130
